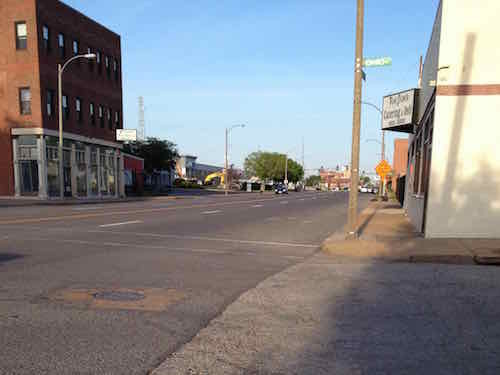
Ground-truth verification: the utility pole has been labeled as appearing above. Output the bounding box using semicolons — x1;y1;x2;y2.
224;128;229;196
284;154;288;184
347;0;365;238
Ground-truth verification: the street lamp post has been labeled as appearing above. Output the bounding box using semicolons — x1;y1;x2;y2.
361;101;386;199
58;53;96;198
224;124;245;196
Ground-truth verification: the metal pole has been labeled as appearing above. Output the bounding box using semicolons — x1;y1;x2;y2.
224;128;228;196
285;154;288;184
381;129;386;197
58;64;64;199
346;0;364;239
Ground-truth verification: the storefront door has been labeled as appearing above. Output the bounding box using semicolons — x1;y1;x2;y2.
20;160;39;195
63;166;72;197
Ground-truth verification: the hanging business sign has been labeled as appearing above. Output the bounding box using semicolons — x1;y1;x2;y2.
116;129;137;141
382;89;419;133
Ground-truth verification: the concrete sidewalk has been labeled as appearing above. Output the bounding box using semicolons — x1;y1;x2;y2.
322;201;500;265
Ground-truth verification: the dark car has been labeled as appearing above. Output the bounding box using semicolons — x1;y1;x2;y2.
275;184;288;194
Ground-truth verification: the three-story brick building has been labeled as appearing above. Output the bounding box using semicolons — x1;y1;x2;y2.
0;0;124;199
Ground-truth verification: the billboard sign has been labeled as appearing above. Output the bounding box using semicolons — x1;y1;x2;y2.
116;129;137;142
382;89;419;133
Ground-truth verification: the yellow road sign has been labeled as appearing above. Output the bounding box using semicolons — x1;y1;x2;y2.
375;160;392;178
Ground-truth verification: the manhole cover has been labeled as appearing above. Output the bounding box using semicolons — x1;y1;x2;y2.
93;290;145;302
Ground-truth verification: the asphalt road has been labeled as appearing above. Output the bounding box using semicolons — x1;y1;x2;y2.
0;191;371;375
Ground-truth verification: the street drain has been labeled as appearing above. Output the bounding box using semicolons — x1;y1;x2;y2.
93;290;145;302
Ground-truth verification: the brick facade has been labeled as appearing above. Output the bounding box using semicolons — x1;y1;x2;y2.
0;0;123;197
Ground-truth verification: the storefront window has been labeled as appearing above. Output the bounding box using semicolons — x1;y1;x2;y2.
46;146;60;197
90;148;98;196
100;150;108;195
108;154;115;195
76;149;87;197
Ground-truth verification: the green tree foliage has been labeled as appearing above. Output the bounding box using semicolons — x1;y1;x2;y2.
244;151;304;183
361;176;371;186
123;138;179;174
305;175;321;187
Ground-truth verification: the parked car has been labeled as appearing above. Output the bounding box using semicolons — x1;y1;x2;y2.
275;184;288;194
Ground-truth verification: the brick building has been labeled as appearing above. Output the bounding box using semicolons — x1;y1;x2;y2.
0;0;124;199
391;138;408;195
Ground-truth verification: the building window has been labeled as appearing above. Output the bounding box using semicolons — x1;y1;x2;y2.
15;22;28;50
105;56;110;78
107;108;112;129
115;111;120;128
19;87;31;115
114;58;119;82
96;51;102;74
413;135;422;194
76;98;82;123
42;25;50;52
98;105;104;128
90;102;95;125
62;95;69;120
46;90;55;117
88;47;94;72
58;33;65;57
73;40;79;55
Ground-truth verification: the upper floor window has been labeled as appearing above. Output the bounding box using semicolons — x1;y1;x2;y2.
42;25;50;52
62;95;69;120
96;51;102;74
114;59;119;81
90;102;95;125
107;108;112;129
58;33;65;58
114;111;120;128
98;105;104;127
87;47;94;72
105;56;111;78
19;87;31;115
76;98;82;123
46;90;54;117
15;22;27;50
73;40;79;55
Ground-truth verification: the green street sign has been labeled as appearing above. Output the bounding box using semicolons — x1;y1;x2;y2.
363;56;392;68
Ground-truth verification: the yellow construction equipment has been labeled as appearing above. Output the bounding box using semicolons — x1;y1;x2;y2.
204;171;225;185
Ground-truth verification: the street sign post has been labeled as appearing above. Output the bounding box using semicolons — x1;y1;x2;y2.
375;159;392;179
363;56;392;68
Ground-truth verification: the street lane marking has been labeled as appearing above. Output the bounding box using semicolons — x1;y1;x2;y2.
99;220;142;228
303;220;314;224
299;198;306;201
86;230;319;248
73;206;105;211
201;210;221;215
251;204;263;208
280;201;289;205
0;196;291;226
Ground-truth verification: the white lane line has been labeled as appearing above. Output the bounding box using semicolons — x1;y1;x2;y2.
87;230;319;248
288;217;297;220
201;210;222;215
303;220;314;224
299;198;306;201
251;204;263;208
73;206;105;211
280;201;289;205
312;197;317;200
99;220;142;228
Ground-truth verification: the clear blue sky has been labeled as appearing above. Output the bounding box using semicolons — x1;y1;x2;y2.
65;0;440;174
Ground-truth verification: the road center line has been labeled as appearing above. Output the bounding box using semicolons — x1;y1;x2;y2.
99;220;142;228
201;210;221;215
251;204;263;208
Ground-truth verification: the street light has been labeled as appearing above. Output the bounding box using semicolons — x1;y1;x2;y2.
225;124;245;196
361;101;386;199
58;53;96;198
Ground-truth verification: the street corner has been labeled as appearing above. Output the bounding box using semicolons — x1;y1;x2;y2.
321;238;394;259
48;287;185;312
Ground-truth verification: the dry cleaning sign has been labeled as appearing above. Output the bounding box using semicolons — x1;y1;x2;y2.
382;89;418;131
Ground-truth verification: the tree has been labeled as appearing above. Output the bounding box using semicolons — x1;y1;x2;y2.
244;151;304;183
361;175;371;186
123;138;179;174
306;175;321;187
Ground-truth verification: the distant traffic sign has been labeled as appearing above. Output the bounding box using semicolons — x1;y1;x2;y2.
363;57;392;68
375;160;392;178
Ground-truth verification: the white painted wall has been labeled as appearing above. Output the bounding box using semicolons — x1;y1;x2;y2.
425;0;500;237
